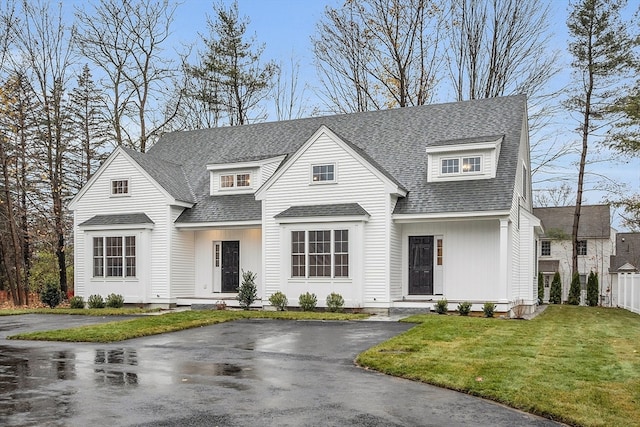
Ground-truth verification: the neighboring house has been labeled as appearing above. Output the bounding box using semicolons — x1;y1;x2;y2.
69;95;541;314
609;232;640;308
533;205;615;305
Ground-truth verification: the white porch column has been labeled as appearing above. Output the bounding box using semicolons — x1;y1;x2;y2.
498;218;510;302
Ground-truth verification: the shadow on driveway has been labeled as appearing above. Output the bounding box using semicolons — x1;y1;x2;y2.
0;315;562;426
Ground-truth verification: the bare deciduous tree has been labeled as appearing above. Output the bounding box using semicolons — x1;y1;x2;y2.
273;55;311;121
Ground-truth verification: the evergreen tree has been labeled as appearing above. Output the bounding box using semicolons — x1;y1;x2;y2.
538;272;545;303
188;1;277;126
568;272;582;305
549;271;562;304
587;271;599;306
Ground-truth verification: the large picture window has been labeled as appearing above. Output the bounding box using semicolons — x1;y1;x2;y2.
291;229;349;278
93;236;136;278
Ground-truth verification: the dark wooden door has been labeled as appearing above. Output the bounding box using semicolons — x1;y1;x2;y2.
221;241;240;292
409;236;434;295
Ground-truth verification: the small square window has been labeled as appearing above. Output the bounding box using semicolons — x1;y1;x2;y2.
220;175;234;188
312;164;335;182
441;158;459;174
577;240;587;256
236;174;251;187
462;157;481;172
541;241;551;256
111;179;129;195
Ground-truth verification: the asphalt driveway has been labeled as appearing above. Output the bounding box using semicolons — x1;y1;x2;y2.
0;314;561;426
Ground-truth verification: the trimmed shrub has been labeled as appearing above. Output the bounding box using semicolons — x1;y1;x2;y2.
482;302;496;318
568;272;581;305
298;292;317;311
326;292;345;312
237;270;258;310
587;271;599;306
40;282;62;308
537;272;544;304
549;271;562;304
69;296;85;309
87;294;106;309
457;301;472;316
105;293;125;308
268;291;288;311
434;299;448;314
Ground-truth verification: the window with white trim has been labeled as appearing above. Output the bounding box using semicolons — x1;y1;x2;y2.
93;236;136;277
311;164;335;183
111;179;129;195
220;173;252;189
541;240;551;256
291;229;349;278
577;240;587;256
441;156;482;175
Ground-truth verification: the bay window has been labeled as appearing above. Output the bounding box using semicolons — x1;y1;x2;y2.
93;236;136;278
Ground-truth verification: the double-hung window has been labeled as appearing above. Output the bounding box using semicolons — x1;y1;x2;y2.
93;236;136;278
577;240;587;256
541;241;551;256
291;229;349;278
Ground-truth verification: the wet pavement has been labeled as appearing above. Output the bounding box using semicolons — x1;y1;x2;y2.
0;314;562;427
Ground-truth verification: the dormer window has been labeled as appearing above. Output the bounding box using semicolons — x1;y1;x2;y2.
462;156;481;172
311;164;335;183
426;135;502;183
441;156;481;175
220;173;251;189
111;179;129;196
441;159;459;174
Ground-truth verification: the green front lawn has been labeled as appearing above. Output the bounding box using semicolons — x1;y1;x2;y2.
7;309;368;342
357;305;640;427
0;308;154;316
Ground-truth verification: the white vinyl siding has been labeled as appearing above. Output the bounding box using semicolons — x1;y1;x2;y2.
73;151;171;303
389;197;402;301
170;206;195;298
262;131;391;308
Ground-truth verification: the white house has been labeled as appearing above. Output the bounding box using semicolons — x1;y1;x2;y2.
609;232;640;309
534;205;615;305
69;95;541;314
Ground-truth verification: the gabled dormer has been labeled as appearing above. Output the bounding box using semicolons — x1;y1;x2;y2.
207;155;286;196
425;135;503;182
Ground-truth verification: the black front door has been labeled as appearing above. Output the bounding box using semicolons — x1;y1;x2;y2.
409;236;434;295
221;241;240;292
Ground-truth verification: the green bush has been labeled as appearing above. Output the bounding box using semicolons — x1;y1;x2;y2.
69;296;85;309
587;271;599;306
326;292;345;312
298;292;317;311
268;291;288;311
457;301;472;316
482;302;496;318
105;293;125;308
537;272;544;304
549;271;562;304
237;270;258;310
87;294;105;309
40;282;62;308
568;272;581;305
434;299;448;314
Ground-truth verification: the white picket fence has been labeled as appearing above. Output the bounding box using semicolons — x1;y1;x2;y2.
617;273;640;315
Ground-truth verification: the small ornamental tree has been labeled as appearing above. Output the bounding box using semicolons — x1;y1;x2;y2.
40;282;62;308
568;272;581;305
237;270;258;310
587;271;599;306
549;271;562;304
537;272;544;303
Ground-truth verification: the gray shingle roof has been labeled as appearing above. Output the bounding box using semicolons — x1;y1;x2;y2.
275;203;370;219
610;232;640;271
176;194;261;223
80;213;154;227
144;95;526;222
533;205;611;239
123;147;195;204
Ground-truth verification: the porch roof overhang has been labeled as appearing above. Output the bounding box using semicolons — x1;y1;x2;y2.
174;220;262;230
79;213;155;230
393;209;511;224
274;203;370;224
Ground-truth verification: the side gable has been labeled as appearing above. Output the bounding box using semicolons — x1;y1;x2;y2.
255;125;407;200
69;146;194;211
534;205;611;239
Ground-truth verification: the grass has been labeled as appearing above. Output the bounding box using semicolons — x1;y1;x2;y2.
0;307;155;316
356;305;640;427
7;309;369;343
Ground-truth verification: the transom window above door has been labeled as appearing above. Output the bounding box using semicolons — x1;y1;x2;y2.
311;164;335;183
